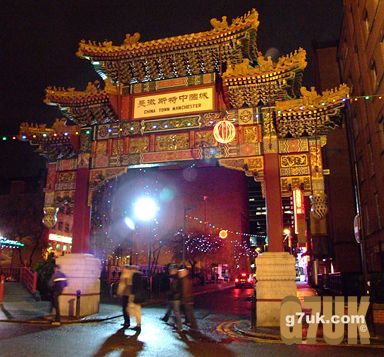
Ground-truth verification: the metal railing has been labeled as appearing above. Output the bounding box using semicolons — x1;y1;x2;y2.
20;267;38;296
0;267;21;281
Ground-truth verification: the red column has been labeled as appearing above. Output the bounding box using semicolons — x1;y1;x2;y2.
263;153;284;252
72;167;91;253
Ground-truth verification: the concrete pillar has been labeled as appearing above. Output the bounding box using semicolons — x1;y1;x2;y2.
56;253;101;317
255;151;296;327
255;252;296;326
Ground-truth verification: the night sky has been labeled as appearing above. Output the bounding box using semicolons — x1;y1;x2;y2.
0;0;342;179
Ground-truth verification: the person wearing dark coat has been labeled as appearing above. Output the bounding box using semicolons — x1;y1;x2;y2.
179;268;197;330
161;267;183;331
48;264;68;323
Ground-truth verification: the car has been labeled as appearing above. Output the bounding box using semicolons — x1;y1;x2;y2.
234;273;254;288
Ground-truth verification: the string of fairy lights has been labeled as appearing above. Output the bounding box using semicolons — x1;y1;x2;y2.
185;214;267;240
1;93;382;141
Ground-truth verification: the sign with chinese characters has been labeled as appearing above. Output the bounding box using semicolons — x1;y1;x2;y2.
293;188;305;235
133;87;215;119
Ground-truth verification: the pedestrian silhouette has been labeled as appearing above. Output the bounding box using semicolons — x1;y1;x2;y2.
48;264;67;324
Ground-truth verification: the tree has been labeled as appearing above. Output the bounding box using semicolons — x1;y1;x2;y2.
169;230;224;275
0;191;45;267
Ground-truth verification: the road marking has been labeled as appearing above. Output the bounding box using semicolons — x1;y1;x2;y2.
216;321;384;349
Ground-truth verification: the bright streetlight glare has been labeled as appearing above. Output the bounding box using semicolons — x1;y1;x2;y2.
133;197;159;221
124;217;135;230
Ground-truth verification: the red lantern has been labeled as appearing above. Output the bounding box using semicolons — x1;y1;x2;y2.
213;120;236;144
219;230;228;239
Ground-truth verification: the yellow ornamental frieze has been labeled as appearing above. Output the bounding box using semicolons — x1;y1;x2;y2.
280;154;308;168
129;137;149;154
218;158;246;172
280;176;311;196
239;143;261;156
278;138;309;153
243;125;262;144
280;167;310;177
155;133;189;152
247;157;263;171
112;139;124;156
95;141;107;156
194;130;217;147
263;137;278;154
309;144;323;178
238;108;255;125
202;112;223;126
218;156;263;173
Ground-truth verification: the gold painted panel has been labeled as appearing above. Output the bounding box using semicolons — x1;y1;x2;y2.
128;137;150;154
280;154;308;167
280;176;311;195
243;125;262;144
278;138;309;153
194;130;217;147
280;166;310;177
155;133;189;152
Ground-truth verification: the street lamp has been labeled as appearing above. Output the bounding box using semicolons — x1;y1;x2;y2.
133;197;159;222
133;196;159;277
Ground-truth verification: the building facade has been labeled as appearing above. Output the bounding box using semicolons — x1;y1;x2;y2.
338;0;384;272
313;42;361;275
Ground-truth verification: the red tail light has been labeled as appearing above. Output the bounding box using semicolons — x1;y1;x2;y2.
235;278;239;282
241;273;246;277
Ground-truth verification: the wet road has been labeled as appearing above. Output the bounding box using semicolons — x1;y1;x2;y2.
0;287;380;357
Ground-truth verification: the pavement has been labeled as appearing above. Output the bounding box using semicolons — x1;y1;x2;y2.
232;282;384;347
0;280;234;324
2;280;383;347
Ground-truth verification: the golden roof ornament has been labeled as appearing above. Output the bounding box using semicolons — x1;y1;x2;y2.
19;118;79;137
210;16;229;30
103;78;119;94
85;81;99;94
222;48;307;78
275;84;349;111
123;32;141;46
232;8;259;29
51;118;68;133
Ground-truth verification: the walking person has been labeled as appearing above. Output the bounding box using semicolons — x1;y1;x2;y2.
130;266;146;331
179;268;198;330
117;265;135;328
160;266;183;332
49;264;68;325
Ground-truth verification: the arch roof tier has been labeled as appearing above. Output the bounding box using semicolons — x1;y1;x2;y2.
44;82;119;126
222;48;308;106
76;9;260;84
